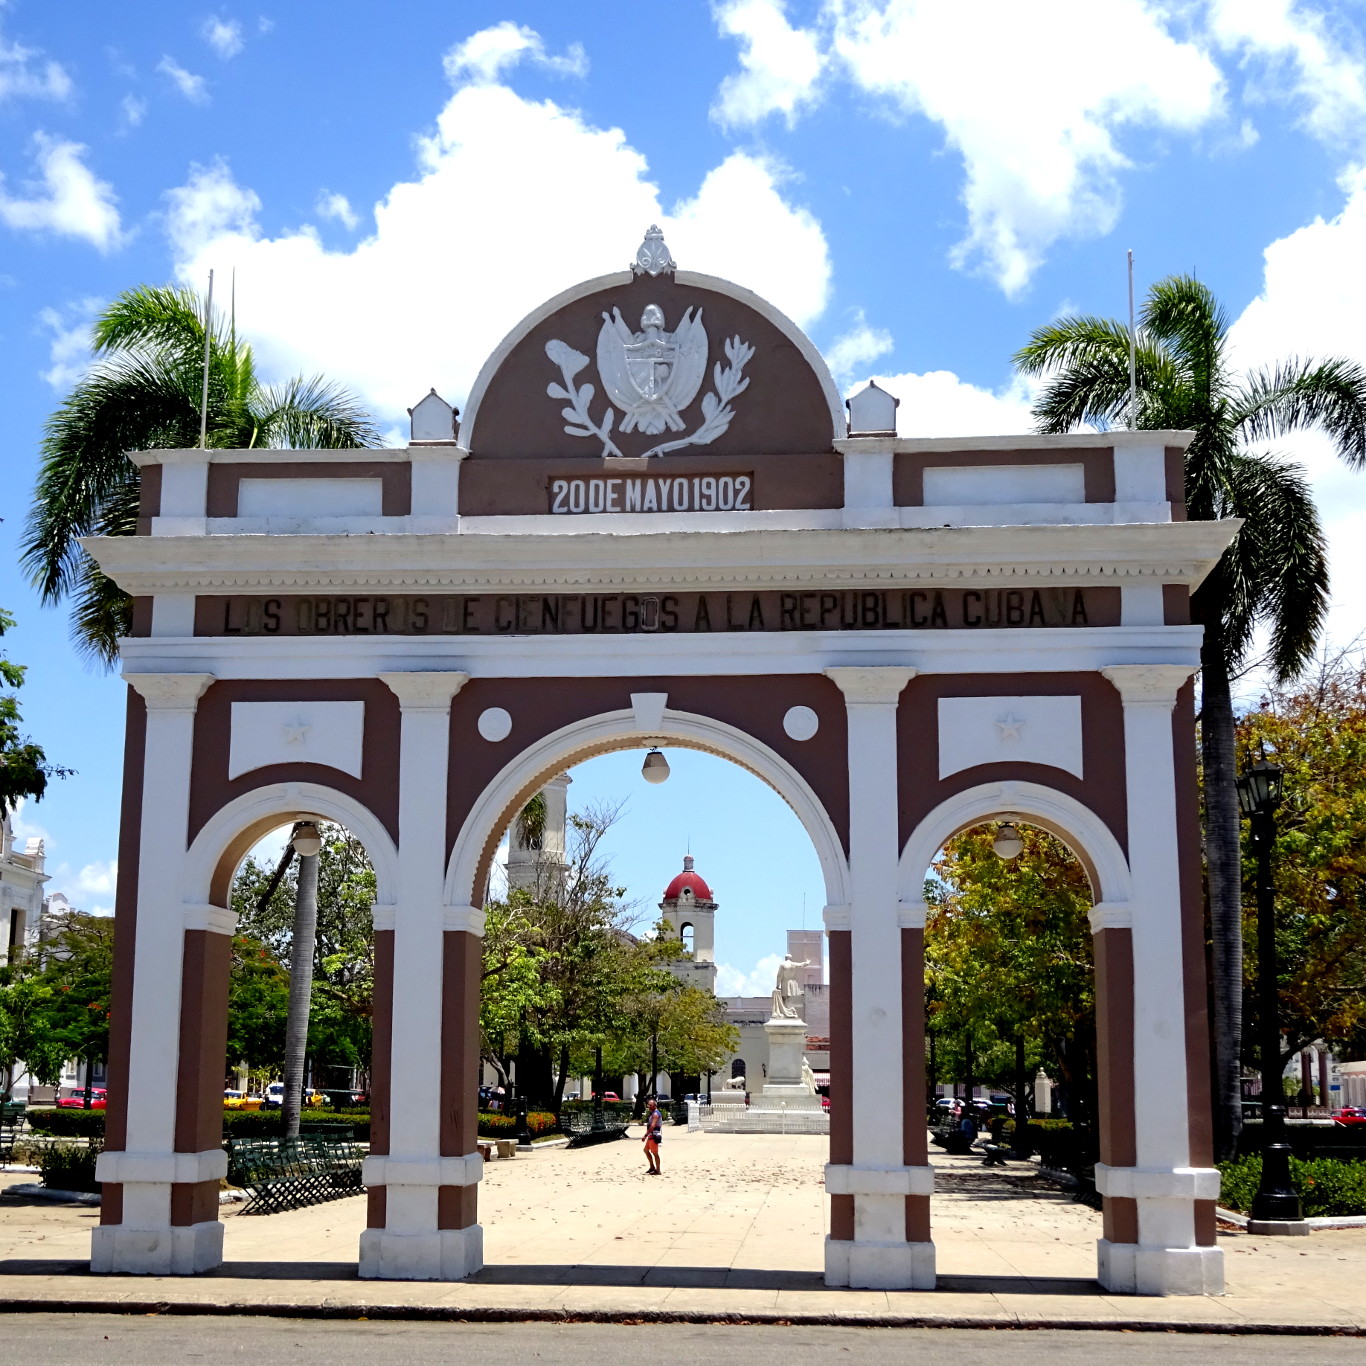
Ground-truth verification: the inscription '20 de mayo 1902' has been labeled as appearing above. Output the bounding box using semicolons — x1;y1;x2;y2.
550;474;751;514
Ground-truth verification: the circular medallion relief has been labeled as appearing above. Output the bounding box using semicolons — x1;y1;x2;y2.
783;705;820;741
477;707;513;742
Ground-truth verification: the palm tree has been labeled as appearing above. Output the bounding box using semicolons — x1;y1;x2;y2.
23;285;380;664
1014;276;1366;1157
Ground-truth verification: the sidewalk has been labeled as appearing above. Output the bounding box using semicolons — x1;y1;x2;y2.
2;1131;1363;1334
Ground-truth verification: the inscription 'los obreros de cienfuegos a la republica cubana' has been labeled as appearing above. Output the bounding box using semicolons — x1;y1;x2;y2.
204;587;1114;637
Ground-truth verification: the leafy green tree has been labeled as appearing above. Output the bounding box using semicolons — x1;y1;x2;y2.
1236;646;1366;1062
0;609;70;814
926;824;1094;1116
0;975;61;1100
1014;275;1366;1153
231;823;376;1089
23;285;380;663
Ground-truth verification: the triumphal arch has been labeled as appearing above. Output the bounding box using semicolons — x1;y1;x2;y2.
87;228;1234;1295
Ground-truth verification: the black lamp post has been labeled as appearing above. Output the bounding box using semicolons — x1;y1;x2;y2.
1236;754;1304;1226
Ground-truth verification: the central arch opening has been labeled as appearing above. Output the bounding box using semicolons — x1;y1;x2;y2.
463;738;839;1286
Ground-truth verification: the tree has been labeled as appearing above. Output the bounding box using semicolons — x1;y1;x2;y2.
479;801;679;1110
1236;645;1366;1063
0;609;70;814
23;285;380;663
926;824;1095;1119
231;823;377;1095
1014;275;1366;1154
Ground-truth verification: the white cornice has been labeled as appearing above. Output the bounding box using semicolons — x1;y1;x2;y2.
128;448;420;468
838;429;1195;455
83;520;1238;597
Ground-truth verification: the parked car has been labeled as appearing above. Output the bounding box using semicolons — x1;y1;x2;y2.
57;1087;107;1109
1332;1107;1366;1126
223;1090;264;1110
593;1091;620;1102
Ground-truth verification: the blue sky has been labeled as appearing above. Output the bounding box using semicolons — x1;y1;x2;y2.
4;1;1366;986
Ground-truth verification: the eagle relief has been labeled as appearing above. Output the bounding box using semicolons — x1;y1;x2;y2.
545;303;754;459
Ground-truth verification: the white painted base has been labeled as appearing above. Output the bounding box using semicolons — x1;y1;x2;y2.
824;1236;936;1290
1246;1219;1311;1236
358;1224;484;1280
1096;1239;1225;1296
90;1219;224;1275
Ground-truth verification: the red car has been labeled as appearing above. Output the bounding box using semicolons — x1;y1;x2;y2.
1332;1107;1366;1126
57;1087;108;1109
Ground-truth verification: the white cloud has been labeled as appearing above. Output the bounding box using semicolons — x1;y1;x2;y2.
0;24;72;103
162;27;831;424
715;953;783;997
48;859;118;917
202;17;245;59
824;307;893;382
1206;0;1366;148
37;296;100;389
9;799;50;851
0;133;123;252
442;21;587;84
862;367;1036;438
157;55;209;103
315;190;359;230
827;1;1225;297
711;2;1226;296
1227;167;1366;648
711;0;825;128
120;93;147;129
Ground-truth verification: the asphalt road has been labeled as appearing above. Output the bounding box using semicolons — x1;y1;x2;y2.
0;1316;1361;1363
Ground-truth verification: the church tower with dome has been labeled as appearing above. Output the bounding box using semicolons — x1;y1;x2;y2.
659;855;717;993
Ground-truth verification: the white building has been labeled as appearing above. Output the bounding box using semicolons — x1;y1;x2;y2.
1;813;48;959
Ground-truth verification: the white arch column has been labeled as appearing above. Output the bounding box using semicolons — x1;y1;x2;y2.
93;672;229;1276
360;671;480;1280
823;666;933;1290
1096;666;1222;1296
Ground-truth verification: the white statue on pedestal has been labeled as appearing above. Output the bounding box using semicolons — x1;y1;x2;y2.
801;1056;817;1095
770;954;811;1020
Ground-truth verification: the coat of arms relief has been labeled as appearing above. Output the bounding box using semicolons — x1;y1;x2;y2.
544;227;755;459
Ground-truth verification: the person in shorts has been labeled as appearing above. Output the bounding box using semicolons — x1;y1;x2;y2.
643;1098;663;1174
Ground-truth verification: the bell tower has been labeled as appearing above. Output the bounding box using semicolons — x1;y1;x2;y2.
659;854;717;993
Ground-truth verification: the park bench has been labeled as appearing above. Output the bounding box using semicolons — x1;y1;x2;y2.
225;1136;365;1215
0;1102;25;1165
930;1121;977;1156
559;1108;630;1146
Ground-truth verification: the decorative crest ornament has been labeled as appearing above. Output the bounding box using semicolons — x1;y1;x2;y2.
545;302;755;459
633;224;676;276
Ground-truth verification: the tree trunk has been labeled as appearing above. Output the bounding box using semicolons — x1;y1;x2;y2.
282;850;319;1141
1200;633;1244;1159
553;1043;570;1112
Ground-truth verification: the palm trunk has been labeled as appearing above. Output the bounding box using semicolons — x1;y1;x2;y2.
282;851;319;1141
1200;631;1244;1159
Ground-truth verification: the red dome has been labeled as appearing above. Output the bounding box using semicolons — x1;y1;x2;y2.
663;855;712;902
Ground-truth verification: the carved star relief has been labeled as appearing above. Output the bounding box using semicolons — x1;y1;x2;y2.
281;720;311;745
995;713;1025;742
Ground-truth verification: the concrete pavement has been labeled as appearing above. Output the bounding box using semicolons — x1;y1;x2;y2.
1;1130;1363;1334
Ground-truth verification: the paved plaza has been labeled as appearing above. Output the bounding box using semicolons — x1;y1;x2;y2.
2;1131;1364;1331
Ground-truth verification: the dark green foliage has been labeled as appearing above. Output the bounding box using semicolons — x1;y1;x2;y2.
25;1107;106;1138
0;609;69;817
1218;1154;1366;1217
36;1138;102;1193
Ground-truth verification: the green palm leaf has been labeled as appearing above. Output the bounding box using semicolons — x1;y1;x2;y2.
24;283;379;662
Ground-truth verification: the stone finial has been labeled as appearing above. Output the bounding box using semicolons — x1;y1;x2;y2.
845;379;899;436
633;224;676;276
408;389;458;444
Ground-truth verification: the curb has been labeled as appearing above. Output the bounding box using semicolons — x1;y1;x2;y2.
1217;1206;1366;1231
0;1297;1361;1334
1;1184;100;1206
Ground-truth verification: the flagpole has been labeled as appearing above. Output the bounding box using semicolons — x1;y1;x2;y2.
199;269;215;449
1127;249;1137;431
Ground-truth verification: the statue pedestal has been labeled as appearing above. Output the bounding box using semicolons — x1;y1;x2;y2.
761;1016;813;1101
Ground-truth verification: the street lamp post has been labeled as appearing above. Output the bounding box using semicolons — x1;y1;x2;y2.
1236;755;1307;1232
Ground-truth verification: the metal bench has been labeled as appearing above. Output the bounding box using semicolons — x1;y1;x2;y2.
225;1136;365;1215
0;1103;26;1165
559;1109;630;1146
